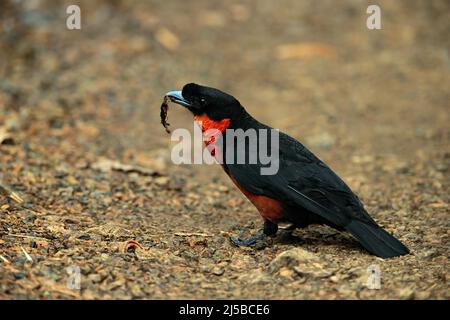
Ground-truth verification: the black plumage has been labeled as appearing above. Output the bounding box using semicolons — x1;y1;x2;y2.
165;83;409;258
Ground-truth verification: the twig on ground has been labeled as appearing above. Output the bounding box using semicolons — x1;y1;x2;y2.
174;232;213;237
0;184;24;204
20;246;33;263
0;254;10;264
7;234;49;241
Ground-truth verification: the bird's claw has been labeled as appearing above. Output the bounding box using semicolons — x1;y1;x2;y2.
278;228;294;238
229;233;271;249
230;236;256;247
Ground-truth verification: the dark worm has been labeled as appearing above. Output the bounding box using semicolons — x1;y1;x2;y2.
160;96;170;134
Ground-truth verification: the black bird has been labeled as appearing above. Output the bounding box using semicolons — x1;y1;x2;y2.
165;83;409;258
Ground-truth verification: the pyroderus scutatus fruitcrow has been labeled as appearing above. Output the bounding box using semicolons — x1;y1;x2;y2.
162;83;409;258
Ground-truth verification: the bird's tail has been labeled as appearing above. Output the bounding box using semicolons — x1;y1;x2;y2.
345;220;409;258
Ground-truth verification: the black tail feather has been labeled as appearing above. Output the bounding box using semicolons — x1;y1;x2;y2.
345;220;409;258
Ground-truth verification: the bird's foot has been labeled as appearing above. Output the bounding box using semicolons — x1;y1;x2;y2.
230;232;271;249
278;228;294;238
230;220;278;249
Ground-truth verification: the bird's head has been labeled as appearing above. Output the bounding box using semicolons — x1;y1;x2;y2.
166;83;243;121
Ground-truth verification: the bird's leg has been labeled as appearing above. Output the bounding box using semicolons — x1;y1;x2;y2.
230;220;278;247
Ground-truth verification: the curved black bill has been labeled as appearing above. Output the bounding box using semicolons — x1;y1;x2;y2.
165;90;191;108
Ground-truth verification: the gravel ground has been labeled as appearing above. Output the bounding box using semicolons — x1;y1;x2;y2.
0;0;448;299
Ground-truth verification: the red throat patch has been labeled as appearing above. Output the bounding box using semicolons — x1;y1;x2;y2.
194;114;230;134
194;114;230;147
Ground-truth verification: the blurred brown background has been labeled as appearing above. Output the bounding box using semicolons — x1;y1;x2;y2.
0;0;448;299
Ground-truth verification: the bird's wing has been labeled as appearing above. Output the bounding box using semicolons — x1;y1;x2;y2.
225;132;376;227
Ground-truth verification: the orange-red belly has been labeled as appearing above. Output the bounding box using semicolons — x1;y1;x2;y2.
230;177;284;223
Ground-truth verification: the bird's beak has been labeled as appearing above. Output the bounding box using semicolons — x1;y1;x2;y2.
165;90;191;108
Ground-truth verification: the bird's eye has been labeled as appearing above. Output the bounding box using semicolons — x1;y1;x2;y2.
200;98;207;105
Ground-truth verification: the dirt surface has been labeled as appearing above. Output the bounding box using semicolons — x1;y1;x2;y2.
0;0;449;299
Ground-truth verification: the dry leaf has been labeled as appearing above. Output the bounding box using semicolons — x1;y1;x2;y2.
275;43;336;60
155;27;179;51
199;10;226;27
91;158;157;176
0;127;14;145
428;202;448;209
119;240;144;253
230;4;250;21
